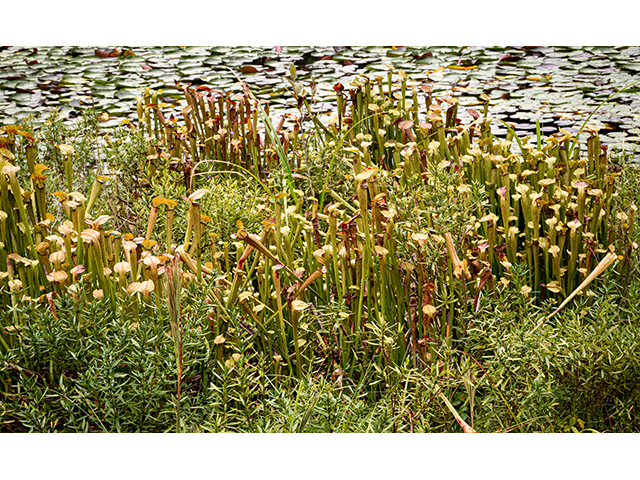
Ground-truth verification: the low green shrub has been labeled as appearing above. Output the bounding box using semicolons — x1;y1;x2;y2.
465;269;640;432
0;282;215;432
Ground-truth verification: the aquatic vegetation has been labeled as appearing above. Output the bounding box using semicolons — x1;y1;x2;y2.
2;46;640;154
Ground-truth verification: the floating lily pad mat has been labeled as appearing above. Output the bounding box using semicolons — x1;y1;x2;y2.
1;46;639;158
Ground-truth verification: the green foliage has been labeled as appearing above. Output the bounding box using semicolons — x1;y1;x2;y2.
0;277;225;432
99;121;151;234
1;296;174;432
466;271;640;432
199;176;265;243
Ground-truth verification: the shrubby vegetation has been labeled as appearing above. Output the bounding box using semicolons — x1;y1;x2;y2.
1;69;638;432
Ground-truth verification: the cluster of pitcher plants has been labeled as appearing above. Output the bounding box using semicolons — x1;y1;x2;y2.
1;69;637;393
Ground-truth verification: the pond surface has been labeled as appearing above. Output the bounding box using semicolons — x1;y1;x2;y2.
1;45;640;156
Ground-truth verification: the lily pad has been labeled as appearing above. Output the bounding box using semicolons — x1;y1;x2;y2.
1;45;639;158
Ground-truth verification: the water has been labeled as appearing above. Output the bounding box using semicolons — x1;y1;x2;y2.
1;45;639;159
